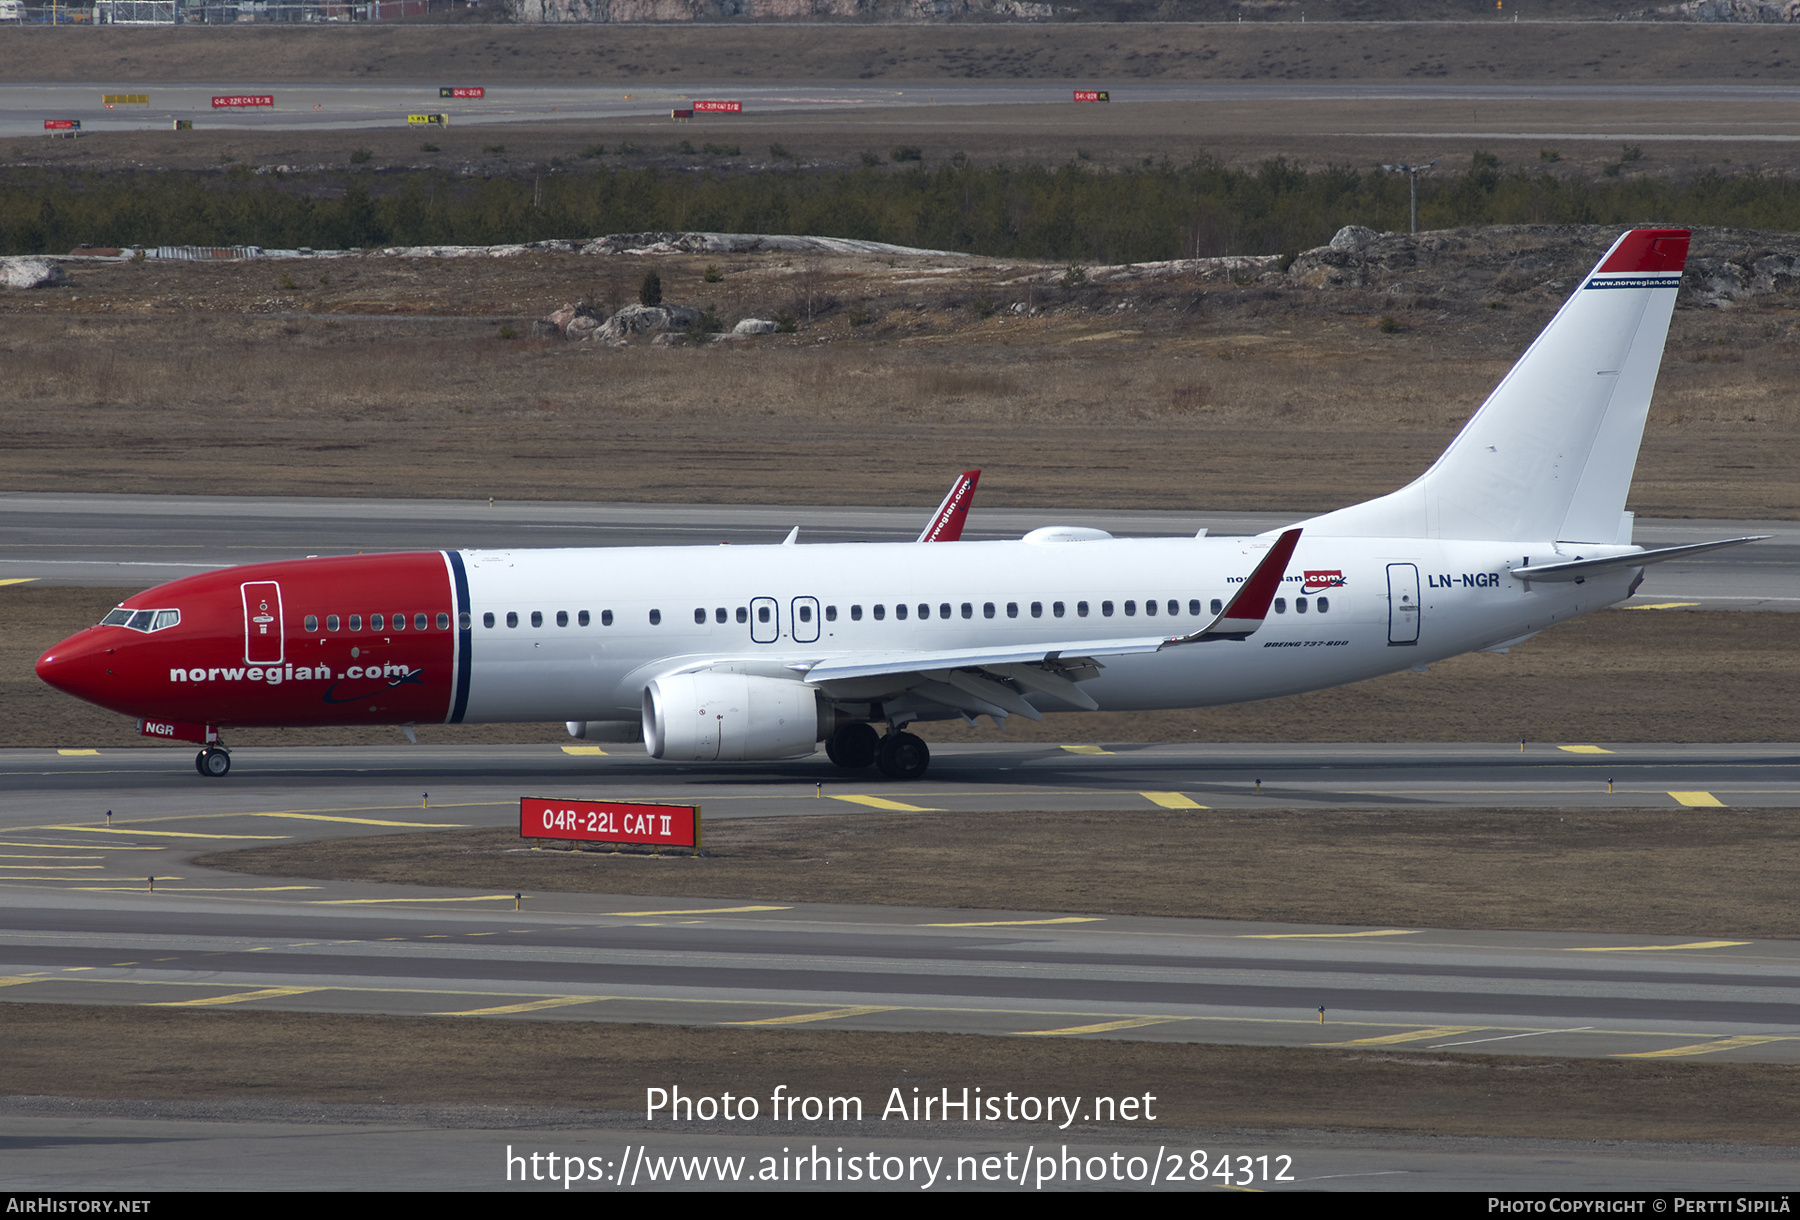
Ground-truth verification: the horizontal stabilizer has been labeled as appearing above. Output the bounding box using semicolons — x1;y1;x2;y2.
1510;535;1768;582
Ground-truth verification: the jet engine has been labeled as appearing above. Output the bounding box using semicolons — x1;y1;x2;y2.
642;672;827;761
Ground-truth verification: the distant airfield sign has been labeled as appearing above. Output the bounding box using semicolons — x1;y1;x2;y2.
212;95;274;109
440;86;485;99
1073;90;1111;103
407;113;449;126
691;99;742;113
43;119;80;131
103;94;149;106
520;797;702;852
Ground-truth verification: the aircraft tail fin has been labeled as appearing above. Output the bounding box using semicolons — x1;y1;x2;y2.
1296;229;1689;544
918;469;981;542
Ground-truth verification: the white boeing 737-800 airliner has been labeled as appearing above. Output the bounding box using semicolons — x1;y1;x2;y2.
37;229;1762;779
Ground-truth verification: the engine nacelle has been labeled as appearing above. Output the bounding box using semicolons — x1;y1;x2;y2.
565;719;644;743
642;672;826;761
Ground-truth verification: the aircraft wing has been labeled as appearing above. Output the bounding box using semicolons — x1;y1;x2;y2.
799;529;1302;720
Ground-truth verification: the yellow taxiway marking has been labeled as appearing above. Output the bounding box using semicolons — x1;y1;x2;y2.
75;885;318;892
560;745;607;755
830;794;943;812
313;895;517;905
256;813;466;828
436;996;600;1016
1618;1035;1790;1059
924;916;1103;927
1018;1017;1174;1036
153;986;322;1007
1625;602;1700;610
1569;940;1749;952
55;749;99;756
0;842;159;851
1242;929;1418;940
1060;745;1113;755
43;825;289;840
0;578;39;586
0;977;45;988
1141;791;1206;809
608;905;791;917
727;1005;899;1027
1558;745;1614;754
0;864;103;870
1317;1026;1482;1047
1669;791;1725;807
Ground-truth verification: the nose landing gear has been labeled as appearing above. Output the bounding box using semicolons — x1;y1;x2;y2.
195;746;231;778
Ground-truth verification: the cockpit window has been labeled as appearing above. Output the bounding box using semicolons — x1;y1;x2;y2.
103;607;180;633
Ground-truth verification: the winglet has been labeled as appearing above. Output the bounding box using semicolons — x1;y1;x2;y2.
917;470;981;542
1163;528;1302;646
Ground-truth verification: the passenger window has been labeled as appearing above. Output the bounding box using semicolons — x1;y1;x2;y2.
715;608;727;623
1006;602;1017;618
601;610;613;626
579;610;591;626
984;603;996;619
851;605;863;621
1101;601;1113;617
1273;598;1286;614
1210;599;1223;615
305;614;319;633
350;614;363;631
1031;602;1043;618
799;605;813;623
1077;601;1089;617
415;613;428;631
873;604;886;621
1167;600;1178;616
1317;597;1330;613
961;603;973;619
326;615;340;631
530;611;543;628
825;606;837;622
1143;600;1154;616
506;612;518;628
456;612;469;630
649;609;662;625
1122;600;1135;616
736;607;748;624
757;606;771;623
557;610;569;627
1296;598;1308;613
394;613;407;632
896;604;909;621
939;603;951;620
372;614;385;630
694;608;707;624
483;612;495;628
919;604;930;620
1188;600;1201;616
1053;601;1065;618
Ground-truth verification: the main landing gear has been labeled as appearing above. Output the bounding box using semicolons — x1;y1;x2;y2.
825;722;929;780
194;746;231;778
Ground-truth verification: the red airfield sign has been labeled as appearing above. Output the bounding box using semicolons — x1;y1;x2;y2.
520;797;701;850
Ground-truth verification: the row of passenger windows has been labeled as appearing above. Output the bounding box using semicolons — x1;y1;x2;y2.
471;596;1332;628
304;612;451;634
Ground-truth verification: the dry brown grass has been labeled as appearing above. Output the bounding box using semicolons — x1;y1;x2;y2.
2;245;1797;518
12;1002;1800;1146
203;806;1800;938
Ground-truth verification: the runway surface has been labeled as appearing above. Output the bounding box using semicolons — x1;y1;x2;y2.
2;742;1796;1054
11;80;1800;140
3;492;1793;610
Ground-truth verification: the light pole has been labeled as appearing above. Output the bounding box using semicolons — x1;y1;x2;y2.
1381;161;1437;235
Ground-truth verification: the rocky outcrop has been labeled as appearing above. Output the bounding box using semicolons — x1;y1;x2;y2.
510;0;1049;19
582;231;967;258
1;257;71;289
1630;0;1800;20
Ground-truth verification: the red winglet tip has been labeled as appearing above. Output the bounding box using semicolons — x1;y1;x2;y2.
1597;229;1690;275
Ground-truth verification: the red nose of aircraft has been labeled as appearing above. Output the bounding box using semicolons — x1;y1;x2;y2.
36;628;120;711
